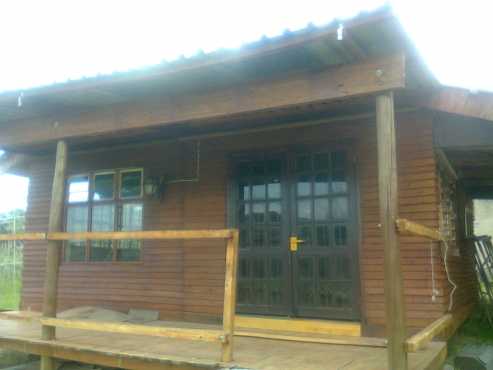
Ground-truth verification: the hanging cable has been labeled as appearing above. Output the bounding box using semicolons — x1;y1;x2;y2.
430;240;437;303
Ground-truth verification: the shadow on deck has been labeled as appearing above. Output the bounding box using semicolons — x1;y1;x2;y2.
0;318;446;370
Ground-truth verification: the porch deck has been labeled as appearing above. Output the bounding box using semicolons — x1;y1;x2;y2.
0;318;446;370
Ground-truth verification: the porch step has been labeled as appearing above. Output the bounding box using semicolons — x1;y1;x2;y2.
236;315;361;337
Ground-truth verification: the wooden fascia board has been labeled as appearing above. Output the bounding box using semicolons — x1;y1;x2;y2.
423;87;493;122
0;53;405;148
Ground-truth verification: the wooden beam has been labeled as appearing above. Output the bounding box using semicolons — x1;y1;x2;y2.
47;229;233;240
235;330;387;348
0;337;217;370
0;233;46;241
41;140;68;370
395;218;443;241
221;230;239;362
39;318;226;343
435;148;458;180
0;230;233;241
406;304;474;352
376;92;408;370
0;54;406;148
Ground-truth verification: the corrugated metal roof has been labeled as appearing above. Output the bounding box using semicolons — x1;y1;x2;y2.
0;5;419;125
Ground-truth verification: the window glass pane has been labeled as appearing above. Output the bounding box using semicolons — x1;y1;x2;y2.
68;176;89;203
65;206;88;261
94;173;114;201
121;203;143;231
65;242;86;262
118;203;143;261
117;240;141;261
67;206;88;232
91;205;115;261
121;170;142;198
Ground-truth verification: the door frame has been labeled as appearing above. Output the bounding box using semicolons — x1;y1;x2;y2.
226;140;362;320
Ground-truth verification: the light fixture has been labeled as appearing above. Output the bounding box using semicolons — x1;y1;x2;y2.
144;175;166;201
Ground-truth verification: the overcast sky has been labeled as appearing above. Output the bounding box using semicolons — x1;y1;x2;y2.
0;0;492;213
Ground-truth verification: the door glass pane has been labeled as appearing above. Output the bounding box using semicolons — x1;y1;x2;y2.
68;176;89;203
239;229;249;248
252;228;265;248
238;204;250;224
252;161;264;176
297;200;312;223
296;155;311;172
121;170;142;198
252;203;266;224
298;225;312;246
252;179;266;200
93;173;114;201
297;175;311;196
314;173;329;196
332;152;348;193
270;258;283;305
316;225;330;247
334;224;348;247
267;178;281;199
332;197;349;220
314;198;329;221
91;205;115;261
268;202;281;224
238;181;250;201
314;153;329;170
269;227;281;247
266;159;282;175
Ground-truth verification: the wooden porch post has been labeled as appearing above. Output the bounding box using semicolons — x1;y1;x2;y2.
41;141;68;370
376;92;408;370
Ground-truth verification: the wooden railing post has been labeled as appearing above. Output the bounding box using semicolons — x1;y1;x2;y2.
41;140;68;370
221;230;239;362
376;92;408;370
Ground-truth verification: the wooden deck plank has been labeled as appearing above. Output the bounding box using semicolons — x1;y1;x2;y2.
0;318;446;370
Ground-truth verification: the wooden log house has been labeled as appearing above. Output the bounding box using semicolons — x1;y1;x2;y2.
0;6;490;370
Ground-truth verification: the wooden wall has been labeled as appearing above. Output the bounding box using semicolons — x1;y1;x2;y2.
20;110;475;335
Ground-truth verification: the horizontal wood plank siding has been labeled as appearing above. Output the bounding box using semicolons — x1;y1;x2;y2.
20;110;473;334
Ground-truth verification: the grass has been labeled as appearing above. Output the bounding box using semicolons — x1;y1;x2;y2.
0;245;23;311
445;305;493;366
0;273;22;310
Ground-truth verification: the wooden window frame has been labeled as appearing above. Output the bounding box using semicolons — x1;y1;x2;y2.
63;168;144;264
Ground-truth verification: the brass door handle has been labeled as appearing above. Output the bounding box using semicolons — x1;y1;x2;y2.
289;236;304;252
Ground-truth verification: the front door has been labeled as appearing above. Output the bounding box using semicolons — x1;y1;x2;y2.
233;148;359;320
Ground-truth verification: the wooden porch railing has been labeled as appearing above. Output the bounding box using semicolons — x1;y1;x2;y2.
395;218;473;354
0;229;239;363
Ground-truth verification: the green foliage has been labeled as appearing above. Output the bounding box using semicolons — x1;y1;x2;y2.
446;306;493;365
0;209;24;310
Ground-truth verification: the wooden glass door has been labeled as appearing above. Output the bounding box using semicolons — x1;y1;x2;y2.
232;148;359;320
290;150;359;320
